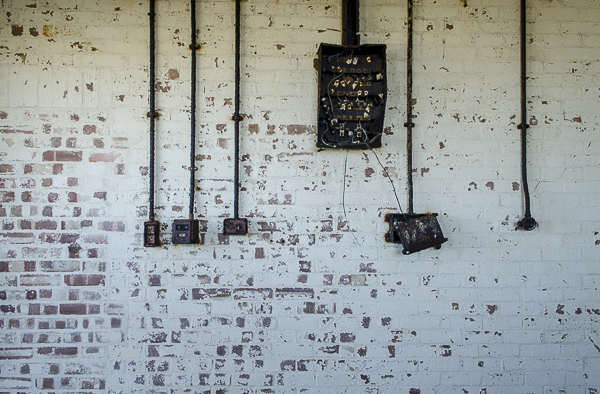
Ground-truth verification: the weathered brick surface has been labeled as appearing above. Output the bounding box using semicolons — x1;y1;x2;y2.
0;0;599;393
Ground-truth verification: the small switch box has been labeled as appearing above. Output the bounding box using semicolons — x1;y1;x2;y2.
144;220;160;247
172;219;200;244
223;218;248;235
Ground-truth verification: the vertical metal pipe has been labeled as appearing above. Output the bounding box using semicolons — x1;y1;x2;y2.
148;0;156;221
517;0;536;230
189;0;197;219
233;0;241;219
405;0;415;214
342;0;360;47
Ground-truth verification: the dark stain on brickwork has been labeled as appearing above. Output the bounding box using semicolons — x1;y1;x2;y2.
12;25;23;36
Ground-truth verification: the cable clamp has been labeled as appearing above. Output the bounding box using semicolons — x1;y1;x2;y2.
517;123;530;130
189;43;201;51
231;114;245;121
188;166;198;171
404;122;415;128
146;111;160;119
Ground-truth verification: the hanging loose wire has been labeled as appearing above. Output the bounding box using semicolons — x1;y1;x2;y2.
363;134;406;220
188;0;198;219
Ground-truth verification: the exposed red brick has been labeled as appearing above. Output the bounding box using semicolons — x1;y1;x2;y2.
99;221;125;232
35;220;58;230
20;274;61;286
42;151;82;162
64;274;105;286
60;304;87;315
83;125;96;134
1;233;35;244
93;192;107;200
21;191;32;202
88;152;120;162
287;125;312;135
0;126;33;134
1;191;15;202
0;164;15;174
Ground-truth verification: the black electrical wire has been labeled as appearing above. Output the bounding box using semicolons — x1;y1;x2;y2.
405;0;415;214
189;0;198;219
233;0;241;219
363;135;406;219
148;0;157;221
516;0;537;231
342;149;362;246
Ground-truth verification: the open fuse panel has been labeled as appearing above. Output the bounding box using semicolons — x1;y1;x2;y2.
317;43;387;149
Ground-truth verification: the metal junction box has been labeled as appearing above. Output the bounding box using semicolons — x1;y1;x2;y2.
317;43;387;149
223;218;248;235
172;219;200;244
144;220;160;247
384;213;448;255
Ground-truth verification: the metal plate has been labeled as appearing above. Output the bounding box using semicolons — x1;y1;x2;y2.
223;218;248;235
144;220;160;247
172;219;200;244
385;213;447;255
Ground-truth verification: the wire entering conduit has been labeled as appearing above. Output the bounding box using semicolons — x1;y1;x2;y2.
188;0;198;219
404;0;415;214
147;0;157;221
516;0;536;231
233;0;242;219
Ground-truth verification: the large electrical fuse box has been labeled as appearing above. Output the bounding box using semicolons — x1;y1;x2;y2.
317;43;387;149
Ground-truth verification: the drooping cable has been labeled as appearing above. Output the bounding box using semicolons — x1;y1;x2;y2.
148;0;157;221
188;0;198;219
516;0;537;231
363;135;406;219
404;0;415;214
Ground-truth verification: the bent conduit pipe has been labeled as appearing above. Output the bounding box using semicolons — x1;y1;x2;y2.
405;0;415;214
189;0;199;219
516;0;537;231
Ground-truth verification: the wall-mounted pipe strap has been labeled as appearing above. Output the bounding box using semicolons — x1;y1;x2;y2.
516;0;537;231
404;0;415;214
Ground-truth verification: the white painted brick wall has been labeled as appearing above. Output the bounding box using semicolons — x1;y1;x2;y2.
1;0;599;393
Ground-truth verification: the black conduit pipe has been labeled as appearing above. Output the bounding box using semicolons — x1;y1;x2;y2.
189;0;198;219
516;0;537;231
233;0;241;220
404;0;415;214
144;0;160;247
148;0;157;221
223;0;247;235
